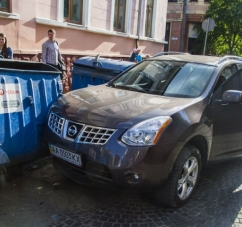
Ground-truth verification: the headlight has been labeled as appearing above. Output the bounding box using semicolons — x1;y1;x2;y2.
121;116;172;146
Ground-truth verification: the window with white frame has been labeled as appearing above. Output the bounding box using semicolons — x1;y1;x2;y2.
145;0;154;37
113;0;126;32
0;0;9;12
64;0;83;24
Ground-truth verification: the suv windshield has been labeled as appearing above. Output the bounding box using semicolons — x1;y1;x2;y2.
110;60;215;98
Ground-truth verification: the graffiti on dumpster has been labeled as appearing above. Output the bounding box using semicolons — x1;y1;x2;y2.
0;84;23;114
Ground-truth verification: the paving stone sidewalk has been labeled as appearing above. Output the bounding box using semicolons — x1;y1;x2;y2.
1;157;242;227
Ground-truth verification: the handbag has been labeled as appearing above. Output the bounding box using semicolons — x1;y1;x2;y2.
58;60;66;72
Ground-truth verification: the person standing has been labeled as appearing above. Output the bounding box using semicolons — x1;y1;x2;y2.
0;33;13;59
129;48;137;62
42;29;64;72
135;48;142;63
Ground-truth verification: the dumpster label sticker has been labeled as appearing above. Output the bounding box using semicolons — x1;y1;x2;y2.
0;84;23;114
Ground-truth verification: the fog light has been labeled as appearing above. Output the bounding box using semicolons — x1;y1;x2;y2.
133;173;140;181
124;172;142;184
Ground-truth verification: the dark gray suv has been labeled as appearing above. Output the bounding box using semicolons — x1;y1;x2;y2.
45;55;242;207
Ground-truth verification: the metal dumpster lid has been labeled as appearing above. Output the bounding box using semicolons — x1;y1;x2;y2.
73;55;135;74
0;59;60;73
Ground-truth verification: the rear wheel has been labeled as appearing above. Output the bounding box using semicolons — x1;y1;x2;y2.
0;168;6;189
155;145;201;208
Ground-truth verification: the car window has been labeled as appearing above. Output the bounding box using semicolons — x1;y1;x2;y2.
111;60;216;98
213;64;237;92
220;65;235;80
237;64;242;70
213;68;242;99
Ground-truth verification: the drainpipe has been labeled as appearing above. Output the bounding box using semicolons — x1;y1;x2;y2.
180;0;187;52
136;0;143;48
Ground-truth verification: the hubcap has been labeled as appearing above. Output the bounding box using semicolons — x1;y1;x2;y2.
177;157;198;200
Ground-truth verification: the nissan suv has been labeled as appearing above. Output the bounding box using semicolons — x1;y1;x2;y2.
45;55;242;207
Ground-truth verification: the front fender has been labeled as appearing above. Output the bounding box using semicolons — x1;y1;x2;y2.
177;123;212;157
162;123;212;178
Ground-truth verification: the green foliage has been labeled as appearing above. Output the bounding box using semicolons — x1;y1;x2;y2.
192;0;242;56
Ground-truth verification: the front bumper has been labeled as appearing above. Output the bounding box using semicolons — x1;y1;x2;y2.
46;140;177;191
45;114;178;190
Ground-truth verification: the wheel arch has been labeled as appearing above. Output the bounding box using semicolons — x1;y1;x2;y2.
186;135;209;174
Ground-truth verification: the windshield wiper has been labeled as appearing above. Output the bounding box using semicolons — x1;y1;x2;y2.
108;84;148;93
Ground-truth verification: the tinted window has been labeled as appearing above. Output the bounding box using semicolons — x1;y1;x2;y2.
111;60;215;98
145;0;154;37
0;0;9;12
237;64;242;70
113;0;126;32
64;0;83;24
213;69;242;99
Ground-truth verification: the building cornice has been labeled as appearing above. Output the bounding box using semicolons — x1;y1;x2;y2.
0;11;19;19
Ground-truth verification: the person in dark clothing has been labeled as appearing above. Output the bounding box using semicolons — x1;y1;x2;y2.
135;48;142;62
0;33;13;59
129;48;137;62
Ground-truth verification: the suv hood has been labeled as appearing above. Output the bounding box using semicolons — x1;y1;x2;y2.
53;85;199;128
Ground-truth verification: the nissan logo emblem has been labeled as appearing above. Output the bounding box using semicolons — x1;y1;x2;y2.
68;125;78;137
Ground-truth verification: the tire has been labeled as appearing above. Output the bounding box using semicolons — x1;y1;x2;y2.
0;168;6;189
155;145;201;208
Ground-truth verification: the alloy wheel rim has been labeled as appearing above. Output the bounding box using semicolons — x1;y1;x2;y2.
177;157;198;200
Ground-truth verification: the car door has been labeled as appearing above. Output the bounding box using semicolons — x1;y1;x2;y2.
210;69;242;160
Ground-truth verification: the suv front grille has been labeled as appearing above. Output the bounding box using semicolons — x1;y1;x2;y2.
64;121;85;141
48;112;65;136
48;111;116;145
78;126;116;144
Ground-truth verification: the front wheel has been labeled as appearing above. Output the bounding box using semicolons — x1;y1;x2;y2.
0;168;6;189
155;145;201;208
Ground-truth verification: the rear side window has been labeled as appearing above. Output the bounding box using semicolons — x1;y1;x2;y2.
237;64;242;70
213;69;242;99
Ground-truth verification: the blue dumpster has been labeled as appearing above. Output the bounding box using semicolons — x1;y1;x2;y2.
0;59;62;181
72;55;135;90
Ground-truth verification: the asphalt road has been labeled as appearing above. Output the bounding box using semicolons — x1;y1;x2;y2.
0;156;242;227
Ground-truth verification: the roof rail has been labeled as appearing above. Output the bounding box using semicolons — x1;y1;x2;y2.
217;55;242;65
152;52;190;58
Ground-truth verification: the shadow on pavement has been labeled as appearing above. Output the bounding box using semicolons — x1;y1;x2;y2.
0;157;242;227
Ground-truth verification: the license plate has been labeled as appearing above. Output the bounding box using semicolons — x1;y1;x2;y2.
49;144;82;167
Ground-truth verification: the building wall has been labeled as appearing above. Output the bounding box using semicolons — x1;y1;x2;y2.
0;0;167;92
36;0;58;20
130;0;140;36
169;21;182;51
90;0;112;30
166;0;209;52
156;0;167;40
1;0;167;57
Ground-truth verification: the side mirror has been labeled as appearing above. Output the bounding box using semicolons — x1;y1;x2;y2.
222;90;242;104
